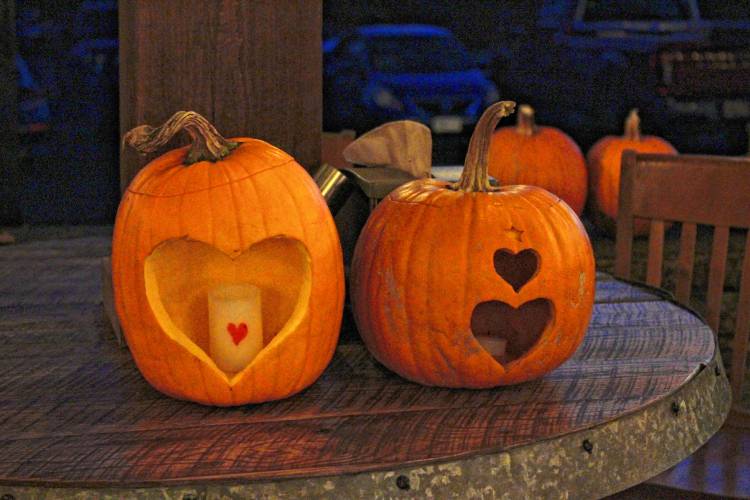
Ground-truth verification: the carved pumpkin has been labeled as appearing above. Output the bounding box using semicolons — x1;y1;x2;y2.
587;109;677;234
488;104;587;215
113;112;344;406
350;102;596;388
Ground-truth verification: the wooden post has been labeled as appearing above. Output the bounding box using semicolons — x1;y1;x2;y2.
118;0;322;192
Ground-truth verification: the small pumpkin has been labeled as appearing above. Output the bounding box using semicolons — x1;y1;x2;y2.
113;111;344;406
488;104;587;215
587;109;677;234
350;101;595;388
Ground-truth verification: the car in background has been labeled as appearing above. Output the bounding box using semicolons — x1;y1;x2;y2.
16;54;50;135
323;24;499;138
491;0;750;154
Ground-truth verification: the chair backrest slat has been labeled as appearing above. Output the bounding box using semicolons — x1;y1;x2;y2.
731;235;750;402
675;222;697;304
614;151;636;279
647;220;665;287
706;226;730;333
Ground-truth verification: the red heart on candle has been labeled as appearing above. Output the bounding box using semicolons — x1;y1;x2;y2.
227;322;248;345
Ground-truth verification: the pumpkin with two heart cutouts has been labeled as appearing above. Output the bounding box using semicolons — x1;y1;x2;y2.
350;101;596;388
113;111;344;406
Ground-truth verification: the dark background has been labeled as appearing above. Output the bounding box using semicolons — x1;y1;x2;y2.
2;0;748;225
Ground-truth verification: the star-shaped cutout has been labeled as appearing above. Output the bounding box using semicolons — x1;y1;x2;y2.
505;226;524;242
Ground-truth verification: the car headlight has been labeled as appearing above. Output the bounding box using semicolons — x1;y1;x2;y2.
372;87;404;112
483;84;500;105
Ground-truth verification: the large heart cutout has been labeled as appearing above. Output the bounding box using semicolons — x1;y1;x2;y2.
493;249;539;292
143;237;311;376
471;298;553;364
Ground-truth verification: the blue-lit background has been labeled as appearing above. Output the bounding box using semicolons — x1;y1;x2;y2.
8;0;750;224
14;0;118;224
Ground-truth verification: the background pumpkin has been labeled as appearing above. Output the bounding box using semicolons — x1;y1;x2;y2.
350;101;596;388
113;111;344;406
587;109;677;235
488;104;587;215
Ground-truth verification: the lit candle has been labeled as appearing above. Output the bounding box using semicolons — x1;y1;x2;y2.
208;283;263;373
476;336;508;362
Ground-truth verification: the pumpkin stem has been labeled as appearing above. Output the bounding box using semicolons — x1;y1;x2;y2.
516;104;537;136
452;100;516;192
122;111;239;165
624;108;641;141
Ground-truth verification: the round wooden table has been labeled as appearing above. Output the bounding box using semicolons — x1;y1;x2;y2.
0;237;730;499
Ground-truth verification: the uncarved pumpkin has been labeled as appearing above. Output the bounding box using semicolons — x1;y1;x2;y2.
587;109;677;234
113;111;344;406
350;101;596;388
488;104;587;215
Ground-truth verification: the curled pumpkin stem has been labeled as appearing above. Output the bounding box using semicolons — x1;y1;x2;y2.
452;100;516;192
122;111;239;165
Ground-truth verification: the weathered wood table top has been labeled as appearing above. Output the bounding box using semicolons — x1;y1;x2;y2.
0;236;730;499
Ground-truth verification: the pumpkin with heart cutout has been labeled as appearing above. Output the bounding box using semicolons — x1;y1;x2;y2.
113;111;344;406
350;101;595;388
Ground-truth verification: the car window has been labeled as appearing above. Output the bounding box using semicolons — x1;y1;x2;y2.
582;0;691;21
366;35;472;74
697;0;750;20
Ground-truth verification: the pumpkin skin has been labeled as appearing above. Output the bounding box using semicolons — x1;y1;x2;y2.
350;102;596;388
588;109;676;235
488;104;587;215
113;112;344;406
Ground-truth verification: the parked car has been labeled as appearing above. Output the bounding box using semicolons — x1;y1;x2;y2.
491;0;750;154
323;24;499;138
15;54;50;135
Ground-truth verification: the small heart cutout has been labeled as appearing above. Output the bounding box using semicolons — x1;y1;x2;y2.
493;249;539;292
227;322;248;345
471;298;553;363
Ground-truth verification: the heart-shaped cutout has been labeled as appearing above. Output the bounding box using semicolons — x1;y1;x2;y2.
471;298;553;364
227;322;248;345
493;249;539;292
143;237;311;376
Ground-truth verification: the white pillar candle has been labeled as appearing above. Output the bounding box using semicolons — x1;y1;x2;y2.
208;283;263;373
476;336;508;361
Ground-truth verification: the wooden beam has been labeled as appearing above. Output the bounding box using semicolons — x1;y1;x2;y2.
119;0;322;192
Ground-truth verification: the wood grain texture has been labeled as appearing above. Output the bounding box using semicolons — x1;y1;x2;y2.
0;237;719;487
118;0;322;192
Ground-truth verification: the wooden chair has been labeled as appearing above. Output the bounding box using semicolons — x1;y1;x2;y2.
614;150;750;497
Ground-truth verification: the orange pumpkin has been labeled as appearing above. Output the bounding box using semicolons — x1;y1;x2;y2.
488;104;587;215
113;111;344;406
588;109;677;234
350;102;595;388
